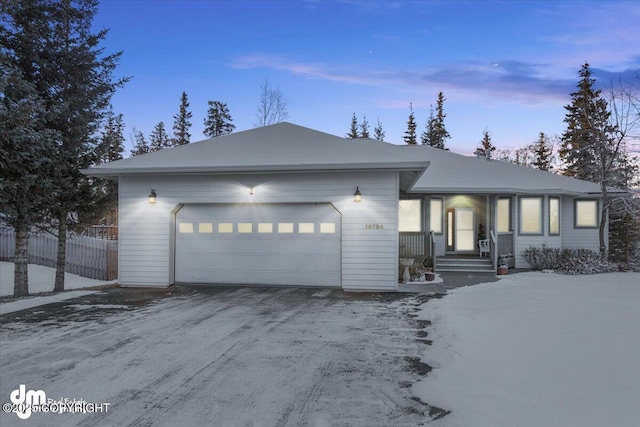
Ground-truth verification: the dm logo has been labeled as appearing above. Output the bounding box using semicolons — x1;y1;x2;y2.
10;384;46;419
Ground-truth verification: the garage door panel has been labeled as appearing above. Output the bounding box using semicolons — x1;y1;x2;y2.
175;203;341;287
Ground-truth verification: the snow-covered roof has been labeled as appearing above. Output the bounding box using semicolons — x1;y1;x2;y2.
407;145;605;195
85;122;427;175
84;122;604;196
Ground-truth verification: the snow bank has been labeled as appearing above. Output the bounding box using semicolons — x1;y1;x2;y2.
414;271;640;427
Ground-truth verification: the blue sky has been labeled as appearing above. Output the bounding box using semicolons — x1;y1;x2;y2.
93;0;640;155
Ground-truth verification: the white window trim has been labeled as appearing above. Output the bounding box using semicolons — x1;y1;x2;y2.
518;196;544;236
549;197;560;236
574;199;599;229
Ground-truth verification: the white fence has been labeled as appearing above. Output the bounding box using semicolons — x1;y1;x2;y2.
0;231;117;281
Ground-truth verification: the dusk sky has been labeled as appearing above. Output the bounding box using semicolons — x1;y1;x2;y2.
93;0;640;156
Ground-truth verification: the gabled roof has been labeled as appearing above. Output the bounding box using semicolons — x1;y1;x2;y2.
85;122;427;176
84;122;605;196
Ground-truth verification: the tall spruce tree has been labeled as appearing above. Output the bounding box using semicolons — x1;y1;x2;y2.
98;111;125;163
421;106;435;146
346;113;359;139
130;128;150;156
430;92;450;149
374;119;385;141
560;62;630;258
403;104;417;145
172;91;192;146
532;132;553;171
149;121;171;152
204;100;235;137
476;128;495;156
3;0;127;293
559;63;614;181
360;116;370;139
0;53;57;297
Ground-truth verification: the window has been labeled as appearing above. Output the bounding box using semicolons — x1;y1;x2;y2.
320;223;336;234
278;223;294;233
575;200;598;228
430;198;443;234
198;223;213;233
299;223;314;233
497;198;511;233
549;197;560;235
258;223;273;233
399;199;421;232
238;223;253;233
519;197;543;235
179;223;194;233
218;223;233;233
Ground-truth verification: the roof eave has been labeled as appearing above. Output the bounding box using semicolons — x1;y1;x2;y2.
81;162;428;177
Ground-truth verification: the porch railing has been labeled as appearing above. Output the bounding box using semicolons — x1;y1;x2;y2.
490;229;498;272
399;232;427;257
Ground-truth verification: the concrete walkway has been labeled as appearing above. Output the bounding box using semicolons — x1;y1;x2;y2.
397;272;500;293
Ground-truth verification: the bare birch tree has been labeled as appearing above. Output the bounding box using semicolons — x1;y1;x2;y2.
254;79;289;127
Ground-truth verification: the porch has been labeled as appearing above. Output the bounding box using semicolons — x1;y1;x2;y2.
399;194;516;273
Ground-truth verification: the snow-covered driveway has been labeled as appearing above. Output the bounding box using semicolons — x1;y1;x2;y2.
0;286;441;426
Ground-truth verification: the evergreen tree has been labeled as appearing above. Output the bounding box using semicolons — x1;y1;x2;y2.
346;113;359;139
0;53;57;297
532;132;553;171
421;93;450;149
374;119;385;141
130;128;150;156
360;116;370;139
150;122;171;152
431;92;450;149
3;0;127;293
204;100;235;137
476;128;495;156
98;111;125;163
421;106;435;145
559;63;614;180
403;104;417;145
172;91;192;146
560;62;631;258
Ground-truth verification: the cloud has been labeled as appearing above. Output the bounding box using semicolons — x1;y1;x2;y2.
231;54;638;108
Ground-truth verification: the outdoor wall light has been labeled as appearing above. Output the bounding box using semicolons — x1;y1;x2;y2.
249;187;254;196
354;186;362;203
148;189;157;204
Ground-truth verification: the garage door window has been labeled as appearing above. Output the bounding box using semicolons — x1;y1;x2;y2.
238;223;253;233
218;223;233;233
320;223;336;234
198;223;213;233
278;223;294;233
299;223;314;233
179;223;194;233
258;223;273;233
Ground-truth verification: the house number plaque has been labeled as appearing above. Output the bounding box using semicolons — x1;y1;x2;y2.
365;224;384;230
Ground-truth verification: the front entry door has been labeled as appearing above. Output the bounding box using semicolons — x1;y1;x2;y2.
447;208;475;252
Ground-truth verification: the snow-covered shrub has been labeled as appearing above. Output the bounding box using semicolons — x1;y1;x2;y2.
556;249;618;275
522;246;618;274
522;246;560;270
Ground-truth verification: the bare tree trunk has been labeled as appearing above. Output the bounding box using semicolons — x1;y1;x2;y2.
54;217;67;292
599;185;609;260
13;224;30;297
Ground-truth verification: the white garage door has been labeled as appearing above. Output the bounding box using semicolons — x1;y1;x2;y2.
174;203;341;287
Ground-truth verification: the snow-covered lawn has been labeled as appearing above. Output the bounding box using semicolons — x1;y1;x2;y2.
415;271;640;427
0;261;112;297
